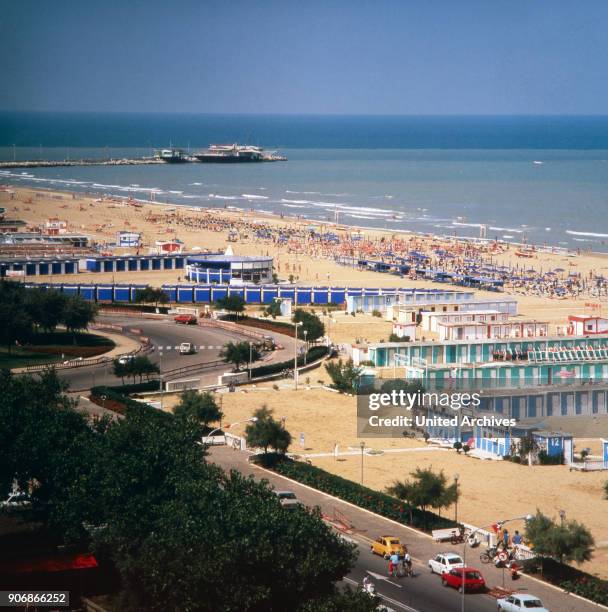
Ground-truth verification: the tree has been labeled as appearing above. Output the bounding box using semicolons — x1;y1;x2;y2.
453;441;463;454
215;294;246;319
525;511;595;577
264;300;282;319
134;287;168;306
388;333;410;342
173;390;223;431
61;295;97;342
0;281;33;351
220;341;260;371
293;309;325;342
112;358;129;384
325;359;362;393
130;355;160;382
386;467;459;524
25;288;66;332
245;406;292;455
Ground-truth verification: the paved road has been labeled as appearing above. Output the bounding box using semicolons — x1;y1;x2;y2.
56;314;297;391
208;446;597;612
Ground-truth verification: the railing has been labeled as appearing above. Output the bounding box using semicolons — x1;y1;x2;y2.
198;318;267;341
162;358;225;381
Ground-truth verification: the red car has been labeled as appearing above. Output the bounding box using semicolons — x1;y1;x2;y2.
441;567;485;593
174;314;197;325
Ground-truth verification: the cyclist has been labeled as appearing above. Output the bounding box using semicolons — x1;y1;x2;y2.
389;552;400;577
403;552;413;575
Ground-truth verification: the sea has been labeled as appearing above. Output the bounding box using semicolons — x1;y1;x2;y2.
1;112;608;251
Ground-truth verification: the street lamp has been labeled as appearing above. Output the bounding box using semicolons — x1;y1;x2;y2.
303;330;308;366
248;341;253;380
360;441;366;484
294;321;302;390
559;509;566;526
461;514;533;612
454;473;460;523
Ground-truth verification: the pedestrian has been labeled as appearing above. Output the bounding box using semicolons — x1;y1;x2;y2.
503;528;510;549
512;530;522;546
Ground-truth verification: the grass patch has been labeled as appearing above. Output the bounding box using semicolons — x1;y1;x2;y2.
1;332;115;369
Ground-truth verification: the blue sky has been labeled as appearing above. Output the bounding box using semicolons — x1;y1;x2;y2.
1;0;606;114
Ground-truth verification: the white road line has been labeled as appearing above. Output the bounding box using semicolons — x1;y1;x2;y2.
343;577;419;612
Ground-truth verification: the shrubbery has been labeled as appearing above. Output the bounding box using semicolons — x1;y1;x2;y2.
270;458;456;533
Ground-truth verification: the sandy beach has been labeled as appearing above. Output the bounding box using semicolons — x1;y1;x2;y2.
2;185;608;334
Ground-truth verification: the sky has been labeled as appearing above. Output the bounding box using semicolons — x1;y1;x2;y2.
1;0;607;115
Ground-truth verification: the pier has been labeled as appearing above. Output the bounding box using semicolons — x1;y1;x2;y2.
0;157;164;169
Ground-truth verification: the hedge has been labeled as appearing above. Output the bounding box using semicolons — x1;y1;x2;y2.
269;457;456;534
95;380;160;395
221;315;296;337
250;345;329;378
522;556;608;606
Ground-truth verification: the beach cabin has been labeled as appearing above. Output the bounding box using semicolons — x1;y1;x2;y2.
116;231;141;247
392;322;417;340
532;431;573;464
568;315;608;336
436;319;549;342
423;310;508;332
44;218;68;235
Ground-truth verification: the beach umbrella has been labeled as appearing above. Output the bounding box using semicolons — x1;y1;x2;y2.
554;268;565;272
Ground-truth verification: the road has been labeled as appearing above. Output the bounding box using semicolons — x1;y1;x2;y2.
208;446;597;612
56;314;297;391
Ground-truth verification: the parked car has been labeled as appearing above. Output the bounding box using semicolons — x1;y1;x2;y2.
179;342;196;355
0;491;31;510
497;594;549;611
174;314;197;325
274;491;302;510
117;354;135;365
441;567;485;593
370;536;407;559
428;552;465;574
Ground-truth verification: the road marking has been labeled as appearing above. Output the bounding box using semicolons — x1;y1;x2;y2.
366;570;402;588
343;577;419;612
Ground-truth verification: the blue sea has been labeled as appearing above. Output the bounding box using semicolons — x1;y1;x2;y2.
1;113;607;250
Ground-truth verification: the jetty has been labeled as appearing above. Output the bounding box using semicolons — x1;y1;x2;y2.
0;158;164;169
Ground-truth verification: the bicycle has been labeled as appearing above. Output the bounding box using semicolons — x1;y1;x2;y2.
479;546;499;564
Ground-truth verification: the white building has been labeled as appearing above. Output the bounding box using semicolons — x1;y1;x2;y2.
392;322;417;340
437;320;549;341
568;315;608;336
422;309;508;332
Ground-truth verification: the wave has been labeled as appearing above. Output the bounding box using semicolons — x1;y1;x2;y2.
452;221;483;228
282;203;307;209
281;198;312;205
566;230;608;238
209;194;239;200
488;226;524;233
190;182;203;186
242;194;269;199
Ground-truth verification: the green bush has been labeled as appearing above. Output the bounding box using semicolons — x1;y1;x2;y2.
106;380;160;395
538;450;565;465
250;346;329;379
270;458;456;533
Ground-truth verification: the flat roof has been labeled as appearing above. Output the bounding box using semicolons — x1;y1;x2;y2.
187;255;273;263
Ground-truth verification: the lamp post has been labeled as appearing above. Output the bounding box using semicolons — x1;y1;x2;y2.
559;509;566;526
303;330;308;366
454;473;460;523
248;341;253;380
294;321;302;390
360;441;366;484
461;514;533;612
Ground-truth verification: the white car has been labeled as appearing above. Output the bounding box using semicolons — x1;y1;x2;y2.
497;594;549;611
179;342;196;355
274;490;302;510
0;491;31;509
428;552;465;574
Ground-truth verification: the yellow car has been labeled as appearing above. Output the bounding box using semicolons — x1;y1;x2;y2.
370;536;407;559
